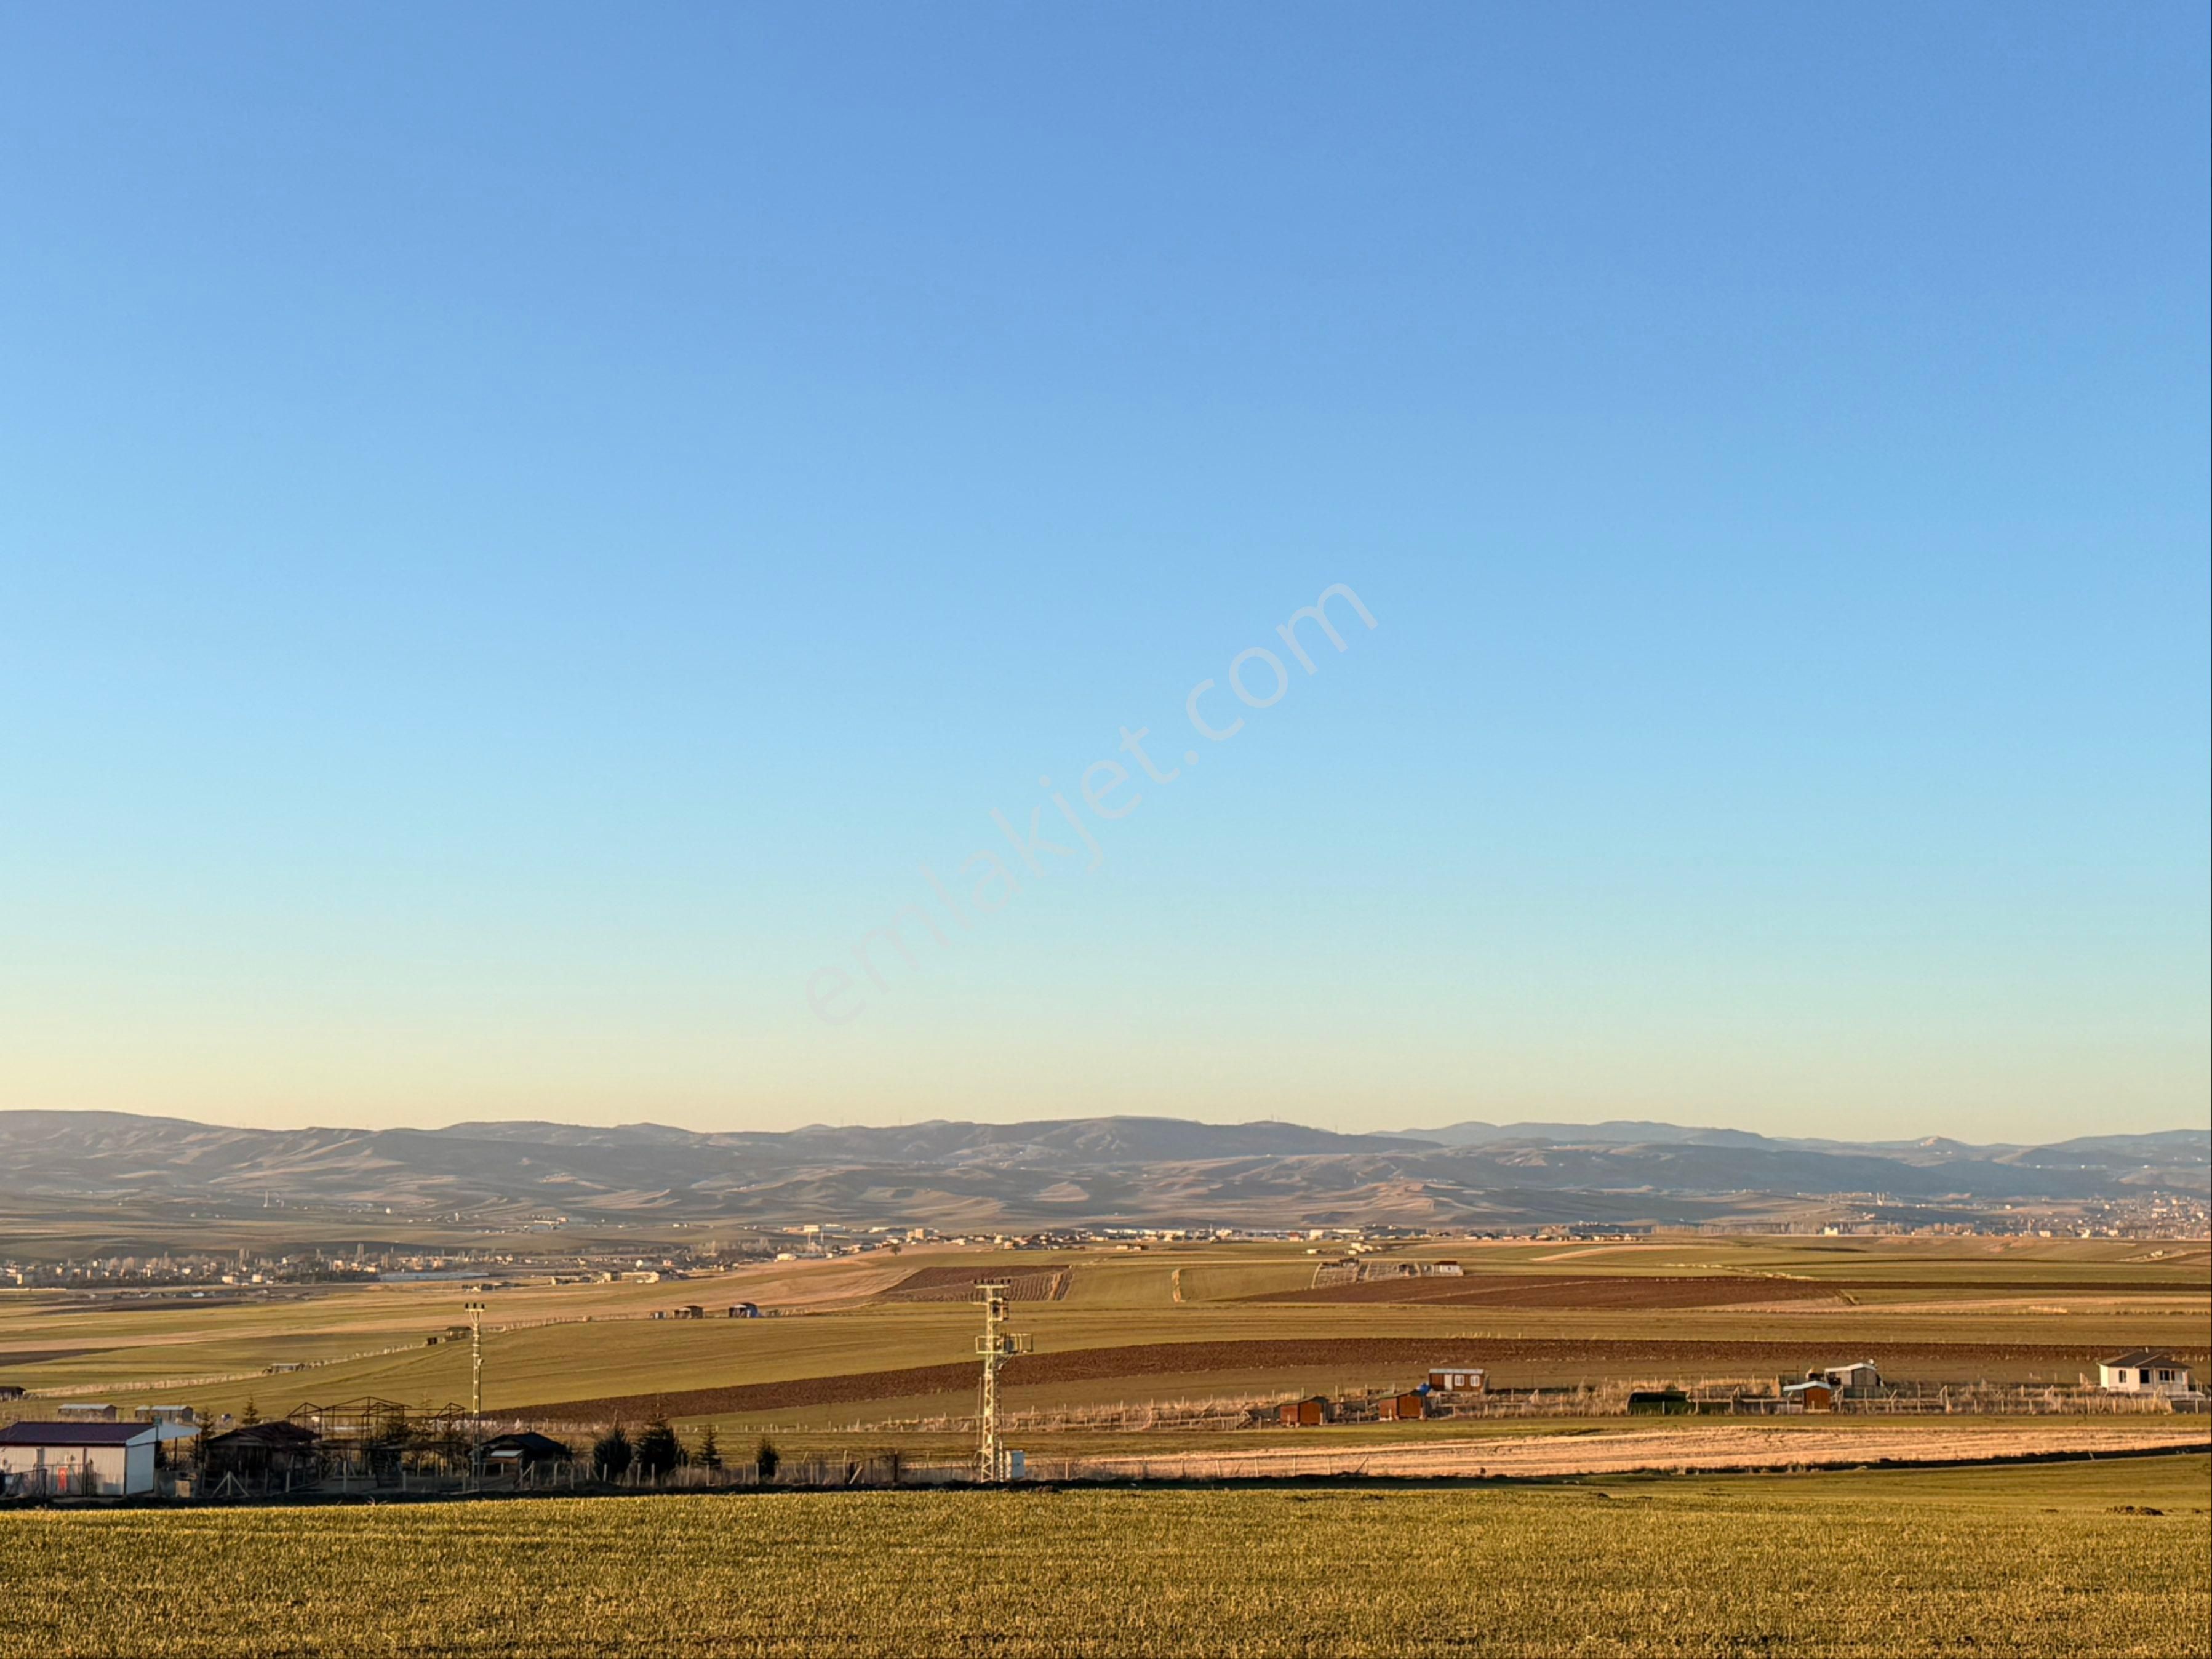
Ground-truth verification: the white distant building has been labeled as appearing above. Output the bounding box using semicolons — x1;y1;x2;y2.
1813;1361;1881;1393
2098;1352;2194;1395
0;1421;160;1497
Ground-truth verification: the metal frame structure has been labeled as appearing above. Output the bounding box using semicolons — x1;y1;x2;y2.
285;1396;473;1484
974;1281;1031;1483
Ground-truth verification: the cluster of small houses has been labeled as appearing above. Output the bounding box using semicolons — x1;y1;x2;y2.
0;1398;579;1501
1;1350;2200;1497
1269;1352;2202;1428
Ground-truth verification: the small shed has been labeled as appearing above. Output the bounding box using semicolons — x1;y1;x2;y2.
1781;1380;1837;1412
0;1421;159;1497
0;1385;27;1402
729;1303;761;1319
1277;1396;1332;1428
1427;1367;1487;1394
202;1420;321;1482
1814;1361;1881;1393
478;1431;572;1474
2098;1352;2194;1395
1627;1388;1693;1416
1375;1391;1427;1421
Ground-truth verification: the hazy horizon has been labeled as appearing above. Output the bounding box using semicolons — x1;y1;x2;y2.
5;1101;2203;1148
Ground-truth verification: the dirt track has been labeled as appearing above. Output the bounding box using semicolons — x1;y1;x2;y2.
1050;1422;2212;1482
519;1336;2209;1423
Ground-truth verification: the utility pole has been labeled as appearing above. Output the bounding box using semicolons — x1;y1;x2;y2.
463;1299;487;1490
463;1301;485;1418
974;1281;1031;1484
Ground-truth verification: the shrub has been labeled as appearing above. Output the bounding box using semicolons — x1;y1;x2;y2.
635;1419;684;1481
593;1425;633;1480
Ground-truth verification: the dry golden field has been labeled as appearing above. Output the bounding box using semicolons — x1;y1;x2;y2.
2;1236;2205;1461
1;1457;2206;1657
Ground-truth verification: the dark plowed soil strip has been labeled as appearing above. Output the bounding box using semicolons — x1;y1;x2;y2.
876;1266;1071;1303
517;1337;2209;1423
1240;1276;1847;1310
884;1265;1074;1293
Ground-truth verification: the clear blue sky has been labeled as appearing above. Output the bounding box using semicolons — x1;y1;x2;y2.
2;4;2205;1141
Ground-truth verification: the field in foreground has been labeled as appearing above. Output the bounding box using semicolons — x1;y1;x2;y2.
3;1458;2206;1658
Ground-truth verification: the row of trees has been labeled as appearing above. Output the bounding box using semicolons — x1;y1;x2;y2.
591;1420;779;1482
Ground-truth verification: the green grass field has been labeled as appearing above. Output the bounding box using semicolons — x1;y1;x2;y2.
2;1458;2205;1657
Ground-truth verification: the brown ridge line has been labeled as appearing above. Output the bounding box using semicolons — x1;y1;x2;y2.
513;1337;2211;1424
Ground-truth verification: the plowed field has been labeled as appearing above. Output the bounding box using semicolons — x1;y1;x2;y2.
875;1266;1070;1303
519;1336;2205;1423
1242;1275;1846;1309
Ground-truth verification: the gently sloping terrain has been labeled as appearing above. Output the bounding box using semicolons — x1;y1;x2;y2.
1056;1423;2212;1481
874;1266;1072;1303
516;1336;2212;1423
1241;1275;1848;1309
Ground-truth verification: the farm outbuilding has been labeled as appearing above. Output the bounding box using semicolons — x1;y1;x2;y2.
1375;1392;1427;1421
1813;1362;1880;1393
478;1431;572;1477
1278;1397;1332;1428
1781;1380;1837;1412
0;1385;25;1401
1427;1367;1486;1394
1626;1389;1693;1416
729;1302;761;1318
202;1420;321;1482
0;1420;159;1497
2098;1353;2194;1395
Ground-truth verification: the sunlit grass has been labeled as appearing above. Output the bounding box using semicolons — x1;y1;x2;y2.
2;1459;2205;1657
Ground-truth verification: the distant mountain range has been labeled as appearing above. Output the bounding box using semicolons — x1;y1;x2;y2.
1;1109;2203;1231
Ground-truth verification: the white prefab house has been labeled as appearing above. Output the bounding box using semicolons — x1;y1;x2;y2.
0;1421;159;1496
2097;1352;2194;1396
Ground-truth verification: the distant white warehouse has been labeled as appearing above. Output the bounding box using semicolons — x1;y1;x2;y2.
0;1421;161;1497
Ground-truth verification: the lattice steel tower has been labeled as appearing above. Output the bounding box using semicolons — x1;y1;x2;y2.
975;1281;1031;1482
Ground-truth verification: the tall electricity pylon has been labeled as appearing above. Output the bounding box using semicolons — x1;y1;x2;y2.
975;1281;1031;1483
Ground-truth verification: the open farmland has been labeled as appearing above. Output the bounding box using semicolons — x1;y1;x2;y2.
3;1237;2205;1449
2;1458;2206;1658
